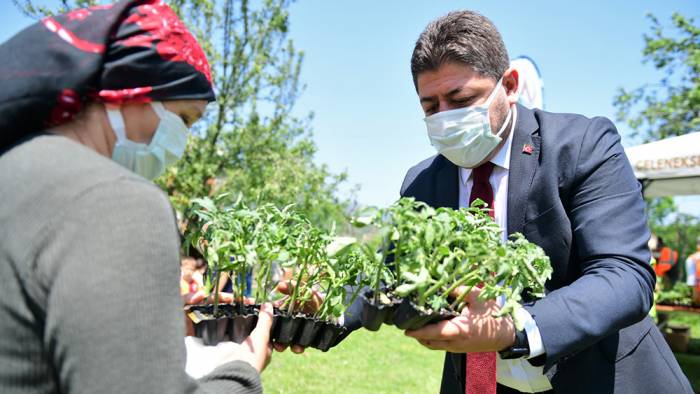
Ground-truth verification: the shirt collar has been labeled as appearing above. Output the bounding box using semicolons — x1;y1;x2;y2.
460;105;517;186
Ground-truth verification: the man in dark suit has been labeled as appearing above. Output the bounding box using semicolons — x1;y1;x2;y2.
396;10;692;394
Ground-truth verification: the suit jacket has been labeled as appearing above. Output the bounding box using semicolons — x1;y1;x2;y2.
400;104;692;393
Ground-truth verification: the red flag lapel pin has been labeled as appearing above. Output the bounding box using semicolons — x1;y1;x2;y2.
522;143;534;155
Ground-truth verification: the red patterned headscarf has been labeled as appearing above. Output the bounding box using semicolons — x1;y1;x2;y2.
0;0;215;149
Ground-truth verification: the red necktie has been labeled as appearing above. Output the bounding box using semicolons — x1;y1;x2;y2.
465;161;497;394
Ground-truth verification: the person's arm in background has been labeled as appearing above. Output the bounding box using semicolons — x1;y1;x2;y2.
38;178;269;394
217;272;231;293
686;256;696;287
524;117;655;370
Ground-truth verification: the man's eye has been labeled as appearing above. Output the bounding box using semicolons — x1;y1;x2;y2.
453;98;473;106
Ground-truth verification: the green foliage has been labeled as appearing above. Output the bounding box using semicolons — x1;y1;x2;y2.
13;0;97;17
185;195;368;320
614;13;700;143
613;12;700;260
647;197;677;228
16;0;353;230
186;194;295;308
353;198;553;329
162;0;352;229
653;212;700;280
656;281;693;305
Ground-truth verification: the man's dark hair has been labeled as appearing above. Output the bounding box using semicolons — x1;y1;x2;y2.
411;10;510;88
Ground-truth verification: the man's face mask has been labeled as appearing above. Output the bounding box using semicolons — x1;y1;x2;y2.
424;77;511;168
107;102;189;180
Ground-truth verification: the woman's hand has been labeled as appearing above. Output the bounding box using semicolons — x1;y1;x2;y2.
228;303;274;372
185;303;275;377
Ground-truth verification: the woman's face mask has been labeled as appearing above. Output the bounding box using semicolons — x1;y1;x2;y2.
424;77;511;168
107;102;189;180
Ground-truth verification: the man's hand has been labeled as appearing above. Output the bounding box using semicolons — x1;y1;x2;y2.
405;287;515;353
272;281;324;354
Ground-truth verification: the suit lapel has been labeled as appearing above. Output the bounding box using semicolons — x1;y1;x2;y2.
507;104;541;236
434;156;459;209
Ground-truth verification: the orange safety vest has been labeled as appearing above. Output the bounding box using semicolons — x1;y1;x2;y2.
654;247;678;277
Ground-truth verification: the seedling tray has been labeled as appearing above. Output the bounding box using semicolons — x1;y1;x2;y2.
187;304;259;346
360;289;459;331
360;290;402;331
392;298;458;330
271;310;348;352
187;304;348;351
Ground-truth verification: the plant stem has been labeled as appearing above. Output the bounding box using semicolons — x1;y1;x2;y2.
287;262;307;315
443;272;477;300
212;268;221;316
394;238;401;288
449;282;475;311
373;242;389;304
419;276;448;306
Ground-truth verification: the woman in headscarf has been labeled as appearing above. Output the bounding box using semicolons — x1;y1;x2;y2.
0;1;272;393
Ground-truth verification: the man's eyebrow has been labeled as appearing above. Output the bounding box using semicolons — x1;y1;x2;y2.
446;86;471;98
420;86;473;103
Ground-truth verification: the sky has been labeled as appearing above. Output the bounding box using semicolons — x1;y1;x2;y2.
1;0;699;216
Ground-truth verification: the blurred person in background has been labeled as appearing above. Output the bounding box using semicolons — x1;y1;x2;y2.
685;237;700;304
653;236;679;287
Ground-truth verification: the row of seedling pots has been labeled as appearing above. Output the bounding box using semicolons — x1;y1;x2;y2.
187;303;347;351
184;197;364;352
184;195;552;353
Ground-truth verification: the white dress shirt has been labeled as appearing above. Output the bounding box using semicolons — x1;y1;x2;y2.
457;106;553;393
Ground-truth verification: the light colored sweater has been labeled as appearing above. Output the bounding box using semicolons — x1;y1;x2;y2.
0;134;261;393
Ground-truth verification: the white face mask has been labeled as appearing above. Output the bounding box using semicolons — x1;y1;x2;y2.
424;77;512;168
107;102;189;180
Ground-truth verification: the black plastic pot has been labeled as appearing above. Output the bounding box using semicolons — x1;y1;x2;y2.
382;297;403;326
360;290;400;331
194;317;229;346
272;313;303;345
314;323;347;352
392;298;457;331
189;303;260;345
229;306;259;344
296;317;324;347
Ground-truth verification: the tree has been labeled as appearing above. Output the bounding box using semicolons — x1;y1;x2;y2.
614;12;700;143
15;0;353;229
614;13;700;277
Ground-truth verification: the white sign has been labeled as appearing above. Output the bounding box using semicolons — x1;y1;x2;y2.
625;132;700;197
511;56;544;110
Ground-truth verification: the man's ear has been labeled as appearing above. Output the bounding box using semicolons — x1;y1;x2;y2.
503;68;519;105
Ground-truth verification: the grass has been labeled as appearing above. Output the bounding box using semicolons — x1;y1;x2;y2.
668;311;700;392
669;311;700;338
261;312;700;393
262;326;443;393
